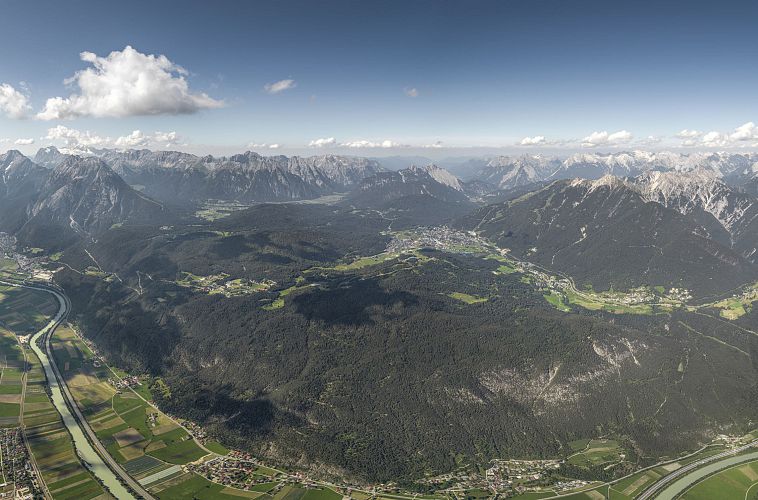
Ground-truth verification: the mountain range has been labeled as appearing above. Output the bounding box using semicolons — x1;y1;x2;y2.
473;151;758;192
2;145;758;483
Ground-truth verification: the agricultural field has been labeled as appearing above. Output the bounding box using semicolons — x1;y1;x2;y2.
150;472;235;499
52;325;210;468
0;257;19;277
0;328;24;427
0;285;104;498
607;469;663;499
0;284;58;333
681;459;758;500
18;339;105;498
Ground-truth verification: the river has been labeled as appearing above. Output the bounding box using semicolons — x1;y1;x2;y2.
653;450;758;500
20;283;139;499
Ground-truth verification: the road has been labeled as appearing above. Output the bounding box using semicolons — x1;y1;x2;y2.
0;279;150;499
637;439;758;499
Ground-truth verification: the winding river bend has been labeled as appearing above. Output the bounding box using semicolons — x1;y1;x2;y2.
2;280;140;499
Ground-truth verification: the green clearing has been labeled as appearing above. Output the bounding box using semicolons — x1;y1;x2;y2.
610;469;662;499
511;492;557;499
563;289;655;315
249;481;278;492
177;272;272;298
0;258;17;272
567;439;624;468
458;489;493;498
543;290;571;312
205;440;230;455
714;298;749;319
485;254;518;274
0;285;58;332
448;292;488;304
328;253;396;271
681;459;758;499
154;472;229;499
0;402;20;417
568;439;592;452
263;283;309;310
301;487;342;500
148;438;207;464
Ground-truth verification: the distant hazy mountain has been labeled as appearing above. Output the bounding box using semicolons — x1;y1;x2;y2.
351;164;469;204
35;147;385;204
473;151;758;192
475;155;560;189
371;155;433;171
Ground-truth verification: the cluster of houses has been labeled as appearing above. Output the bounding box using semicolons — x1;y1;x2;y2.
189;455;282;491
386;226;489;255
0;428;43;499
108;375;141;391
485;459;562;490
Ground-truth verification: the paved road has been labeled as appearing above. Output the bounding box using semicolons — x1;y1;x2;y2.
637;440;758;499
1;279;151;499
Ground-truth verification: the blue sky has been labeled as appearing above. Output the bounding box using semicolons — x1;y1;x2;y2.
1;0;758;156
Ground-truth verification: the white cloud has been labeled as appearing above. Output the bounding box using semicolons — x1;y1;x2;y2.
114;130;150;148
0;83;31;119
676;129;701;139
37;46;223;120
46;125;181;151
519;135;546;146
248;142;282;150
341;139;404;148
423;140;444;149
701;130;727;147
14;138;34;145
404;87;419;98
636;135;662;146
264;79;296;94
581;130;633;148
678;122;758;148
308;137;336;148
153;131;180;146
729;122;758;142
46;125;108;148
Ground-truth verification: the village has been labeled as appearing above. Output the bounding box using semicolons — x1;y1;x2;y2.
416;457;595;497
386;226;491;255
0;428;44;499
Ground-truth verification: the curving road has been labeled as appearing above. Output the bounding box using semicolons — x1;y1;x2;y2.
637;440;758;499
1;279;150;499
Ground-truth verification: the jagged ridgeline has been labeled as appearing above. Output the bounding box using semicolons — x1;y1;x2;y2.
1;146;757;482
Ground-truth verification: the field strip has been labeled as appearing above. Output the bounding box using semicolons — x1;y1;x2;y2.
139;464;183;485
